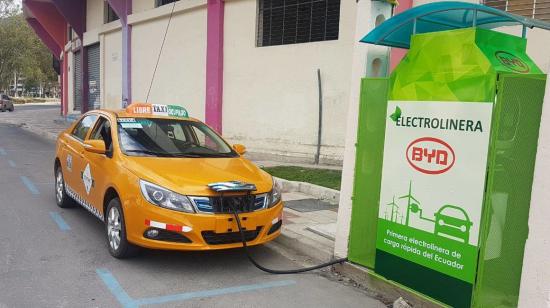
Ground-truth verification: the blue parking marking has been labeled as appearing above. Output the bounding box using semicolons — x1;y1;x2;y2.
96;268;296;307
49;212;71;231
20;176;40;195
0;148;6;155
135;280;297;306
96;269;136;308
8;160;16;168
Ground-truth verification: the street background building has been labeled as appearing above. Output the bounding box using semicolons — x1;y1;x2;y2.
22;0;550;307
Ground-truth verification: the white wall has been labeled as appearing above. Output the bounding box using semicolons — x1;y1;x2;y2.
133;0;154;14
103;30;123;109
223;0;357;163
334;0;374;258
518;69;550;308
130;5;207;120
87;0;103;31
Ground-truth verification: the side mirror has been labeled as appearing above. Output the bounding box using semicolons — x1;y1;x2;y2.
233;144;247;155
84;140;106;154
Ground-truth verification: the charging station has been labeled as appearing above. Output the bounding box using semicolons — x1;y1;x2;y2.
346;2;550;307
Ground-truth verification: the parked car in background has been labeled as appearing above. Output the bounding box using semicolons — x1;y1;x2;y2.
0;94;14;112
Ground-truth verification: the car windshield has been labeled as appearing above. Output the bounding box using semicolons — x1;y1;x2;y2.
117;117;237;158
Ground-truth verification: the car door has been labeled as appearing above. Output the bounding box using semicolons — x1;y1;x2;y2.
82;116;116;218
62;114;98;202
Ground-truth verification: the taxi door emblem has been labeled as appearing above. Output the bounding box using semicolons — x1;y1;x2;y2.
66;154;72;172
82;163;93;195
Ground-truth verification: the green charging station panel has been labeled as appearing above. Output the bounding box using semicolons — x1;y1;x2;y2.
348;28;547;308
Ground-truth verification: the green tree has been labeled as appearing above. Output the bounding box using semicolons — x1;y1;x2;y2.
0;1;58;96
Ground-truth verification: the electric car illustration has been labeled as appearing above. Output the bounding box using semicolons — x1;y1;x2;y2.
433;205;472;244
54;103;283;258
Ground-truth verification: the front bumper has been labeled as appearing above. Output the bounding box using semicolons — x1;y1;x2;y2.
124;197;283;251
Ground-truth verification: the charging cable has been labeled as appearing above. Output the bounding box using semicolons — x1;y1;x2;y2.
229;205;348;274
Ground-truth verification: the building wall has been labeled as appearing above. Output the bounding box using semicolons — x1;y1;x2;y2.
103;29;123;109
87;0;104;31
223;0;356;163
130;4;207;121
67;49;74;112
518;68;550;308
134;0;155;14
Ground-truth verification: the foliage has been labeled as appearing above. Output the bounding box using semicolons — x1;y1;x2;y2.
262;166;342;190
0;1;58;93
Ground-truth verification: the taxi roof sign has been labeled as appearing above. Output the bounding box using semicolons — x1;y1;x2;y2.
126;103;189;118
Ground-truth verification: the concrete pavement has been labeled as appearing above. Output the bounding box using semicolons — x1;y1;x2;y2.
0;122;386;307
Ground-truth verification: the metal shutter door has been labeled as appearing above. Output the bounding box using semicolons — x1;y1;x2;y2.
73;50;82;111
87;44;100;110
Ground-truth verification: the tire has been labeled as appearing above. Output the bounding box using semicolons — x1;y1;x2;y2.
105;198;139;258
8;106;13;112
55;165;76;208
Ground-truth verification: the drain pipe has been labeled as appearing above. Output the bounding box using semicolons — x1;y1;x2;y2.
315;68;323;165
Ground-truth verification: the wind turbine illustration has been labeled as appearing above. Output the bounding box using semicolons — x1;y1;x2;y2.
387;196;400;223
399;181;421;227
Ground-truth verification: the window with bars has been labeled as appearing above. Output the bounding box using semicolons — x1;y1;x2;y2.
257;0;341;47
483;0;550;22
156;0;179;7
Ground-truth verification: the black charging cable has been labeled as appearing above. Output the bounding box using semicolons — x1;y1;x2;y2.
228;203;348;274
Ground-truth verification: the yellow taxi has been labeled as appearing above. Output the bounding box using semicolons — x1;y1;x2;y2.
54;103;283;258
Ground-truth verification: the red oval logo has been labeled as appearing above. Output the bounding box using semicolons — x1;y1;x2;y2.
406;137;455;175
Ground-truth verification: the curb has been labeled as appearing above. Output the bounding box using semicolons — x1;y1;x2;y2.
273;227;334;264
333;262;443;308
275;177;340;204
1;120;58;142
20;124;58;141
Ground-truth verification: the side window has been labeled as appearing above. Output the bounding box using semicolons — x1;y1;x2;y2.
71;115;98;141
89;117;113;152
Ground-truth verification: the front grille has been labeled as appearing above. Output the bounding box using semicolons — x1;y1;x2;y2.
143;228;192;243
202;227;262;245
192;195;266;213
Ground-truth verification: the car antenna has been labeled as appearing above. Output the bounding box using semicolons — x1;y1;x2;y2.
145;1;177;103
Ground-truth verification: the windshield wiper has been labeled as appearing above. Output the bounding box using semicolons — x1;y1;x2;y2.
182;152;236;158
125;149;175;157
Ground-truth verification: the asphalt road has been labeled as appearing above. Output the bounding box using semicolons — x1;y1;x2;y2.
0;123;385;308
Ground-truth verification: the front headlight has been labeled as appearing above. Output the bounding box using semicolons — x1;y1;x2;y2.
267;178;282;208
139;180;195;213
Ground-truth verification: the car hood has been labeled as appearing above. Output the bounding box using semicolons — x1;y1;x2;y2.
122;156;273;196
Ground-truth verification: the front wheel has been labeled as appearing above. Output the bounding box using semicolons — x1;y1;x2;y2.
55;166;75;208
106;198;139;258
8;106;13;112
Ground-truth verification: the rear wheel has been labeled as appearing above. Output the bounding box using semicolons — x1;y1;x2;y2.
106;198;139;258
8;106;13;112
55;165;75;208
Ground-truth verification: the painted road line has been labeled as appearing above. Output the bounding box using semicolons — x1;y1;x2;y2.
7;160;16;168
96;269;136;308
135;280;297;306
0;148;6;155
49;212;71;231
20;176;40;195
96;268;296;307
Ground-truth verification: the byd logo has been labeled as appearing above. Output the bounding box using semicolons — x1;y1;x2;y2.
406;137;455;175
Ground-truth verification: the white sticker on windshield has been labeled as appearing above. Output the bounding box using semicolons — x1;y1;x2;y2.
119;122;143;129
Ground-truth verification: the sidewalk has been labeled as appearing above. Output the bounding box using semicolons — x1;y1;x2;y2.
0;104;340;262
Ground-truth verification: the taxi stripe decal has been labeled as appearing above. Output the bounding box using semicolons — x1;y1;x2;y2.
145;219;192;233
65;184;105;222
